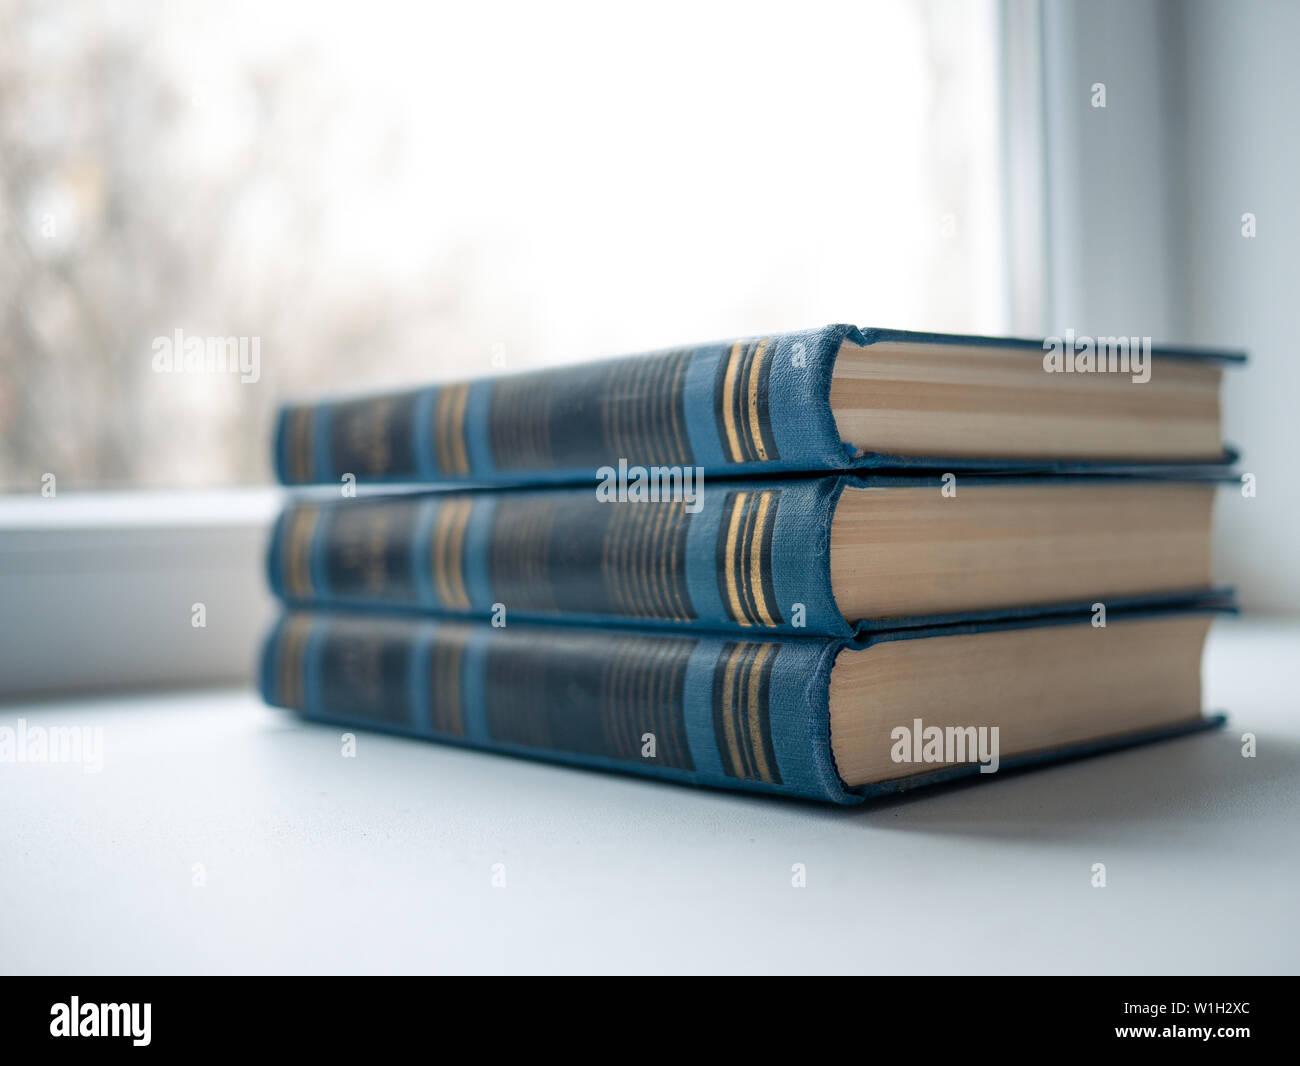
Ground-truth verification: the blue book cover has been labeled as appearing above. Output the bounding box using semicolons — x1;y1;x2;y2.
267;472;1235;638
273;325;1244;488
259;597;1235;805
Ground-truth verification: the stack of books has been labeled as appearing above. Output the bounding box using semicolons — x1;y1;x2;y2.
261;325;1243;803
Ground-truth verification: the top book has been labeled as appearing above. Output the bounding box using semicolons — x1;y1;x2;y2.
274;325;1244;488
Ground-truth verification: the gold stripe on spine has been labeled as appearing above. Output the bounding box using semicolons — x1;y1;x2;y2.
718;646;745;776
737;490;759;623
745;643;776;782
431;502;455;607
454;385;470;475
286;505;320;600
736;643;759;779
446;499;471;608
436;384;471;477
746;339;771;461
431;499;472;610
748;491;778;627
277;614;313;709
720;342;745;462
452;384;471;475
722;492;750;625
711;640;781;784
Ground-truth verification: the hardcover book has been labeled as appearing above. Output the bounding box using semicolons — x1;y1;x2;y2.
273;325;1243;489
268;474;1226;637
260;599;1233;804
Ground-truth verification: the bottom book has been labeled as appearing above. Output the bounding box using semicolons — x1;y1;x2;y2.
259;600;1234;804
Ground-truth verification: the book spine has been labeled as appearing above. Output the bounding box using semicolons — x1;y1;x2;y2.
260;611;855;803
267;478;853;636
273;325;857;487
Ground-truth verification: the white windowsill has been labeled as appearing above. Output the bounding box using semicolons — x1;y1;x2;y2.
0;487;284;529
0;488;279;700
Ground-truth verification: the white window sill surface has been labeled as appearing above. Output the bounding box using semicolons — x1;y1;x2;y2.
0;487;284;529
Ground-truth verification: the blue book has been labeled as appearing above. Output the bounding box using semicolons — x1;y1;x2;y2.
268;473;1230;638
274;325;1243;488
260;599;1234;804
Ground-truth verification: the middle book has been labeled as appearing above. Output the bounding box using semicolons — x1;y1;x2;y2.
267;473;1223;638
